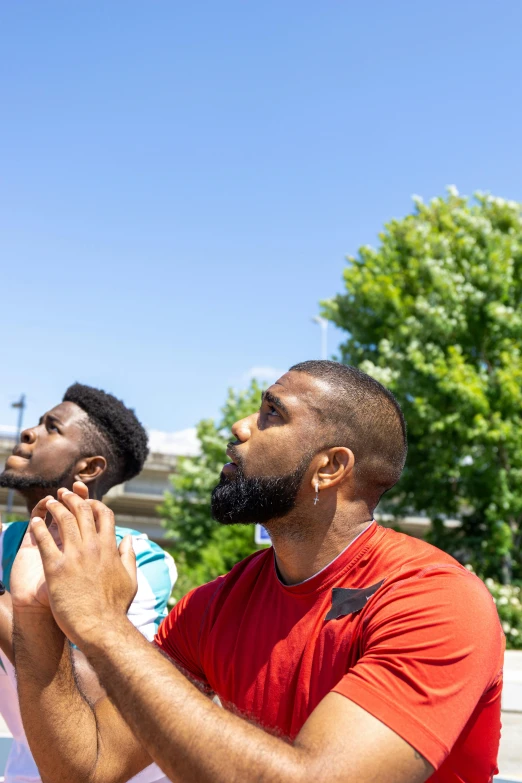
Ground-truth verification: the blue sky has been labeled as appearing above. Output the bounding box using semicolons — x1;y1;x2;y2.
1;1;522;435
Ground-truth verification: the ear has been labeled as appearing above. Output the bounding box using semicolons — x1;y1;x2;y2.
73;456;107;486
311;448;354;493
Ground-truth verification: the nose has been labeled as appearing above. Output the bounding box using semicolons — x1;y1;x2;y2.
231;413;255;443
20;426;37;445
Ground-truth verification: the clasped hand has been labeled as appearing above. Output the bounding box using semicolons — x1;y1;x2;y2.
10;483;138;649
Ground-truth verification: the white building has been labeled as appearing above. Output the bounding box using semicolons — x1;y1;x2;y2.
0;426;199;543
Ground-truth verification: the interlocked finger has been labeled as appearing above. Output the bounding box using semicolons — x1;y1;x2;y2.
72;481;90;500
30;495;55;525
45;498;83;548
57;489;97;542
87;500;116;543
29;516;62;566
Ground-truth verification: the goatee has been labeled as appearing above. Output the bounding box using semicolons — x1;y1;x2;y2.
0;468;72;491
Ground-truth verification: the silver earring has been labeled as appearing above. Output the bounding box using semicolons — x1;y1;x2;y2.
314;482;319;505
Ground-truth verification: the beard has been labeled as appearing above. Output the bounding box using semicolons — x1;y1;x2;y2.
0;466;73;491
211;450;312;526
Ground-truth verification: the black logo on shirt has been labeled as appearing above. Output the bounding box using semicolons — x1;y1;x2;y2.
325;579;385;621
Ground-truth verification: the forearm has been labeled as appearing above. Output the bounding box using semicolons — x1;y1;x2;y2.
0;591;14;663
13;608;101;783
83;620;308;783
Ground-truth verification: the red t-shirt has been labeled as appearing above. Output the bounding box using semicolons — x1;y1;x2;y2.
155;523;504;781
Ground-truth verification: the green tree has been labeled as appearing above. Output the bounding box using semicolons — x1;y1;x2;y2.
160;380;264;600
322;188;522;583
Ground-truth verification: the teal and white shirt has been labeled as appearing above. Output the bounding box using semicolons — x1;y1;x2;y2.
0;520;177;783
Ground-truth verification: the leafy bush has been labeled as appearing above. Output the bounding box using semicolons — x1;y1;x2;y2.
463;564;521;649
484;576;522;650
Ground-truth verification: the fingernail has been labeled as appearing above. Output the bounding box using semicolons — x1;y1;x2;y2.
61;490;73;495
46;498;58;504
32;517;43;523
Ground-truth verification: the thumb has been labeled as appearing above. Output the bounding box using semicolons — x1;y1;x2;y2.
29;517;61;566
119;535;137;593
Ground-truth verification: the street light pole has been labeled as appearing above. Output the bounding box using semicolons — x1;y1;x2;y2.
312;316;328;360
6;394;26;517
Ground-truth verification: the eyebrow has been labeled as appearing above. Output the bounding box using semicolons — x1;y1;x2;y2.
262;390;290;417
39;413;63;426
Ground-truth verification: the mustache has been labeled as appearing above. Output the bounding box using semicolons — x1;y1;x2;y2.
226;443;245;471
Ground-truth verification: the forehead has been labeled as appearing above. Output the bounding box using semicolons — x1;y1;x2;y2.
44;401;88;428
269;371;332;414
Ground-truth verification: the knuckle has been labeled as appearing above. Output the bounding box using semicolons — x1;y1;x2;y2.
68;548;82;564
86;540;101;556
63;511;77;525
96;502;114;521
54;558;67;575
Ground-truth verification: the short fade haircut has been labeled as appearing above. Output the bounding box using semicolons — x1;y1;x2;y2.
63;383;149;496
289;360;407;506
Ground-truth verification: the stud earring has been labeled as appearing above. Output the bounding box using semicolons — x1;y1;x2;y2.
314;482;319;505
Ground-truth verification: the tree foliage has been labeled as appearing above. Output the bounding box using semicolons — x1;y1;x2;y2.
160;381;263;599
322;188;522;582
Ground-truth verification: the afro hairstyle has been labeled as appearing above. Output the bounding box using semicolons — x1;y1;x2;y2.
63;383;149;495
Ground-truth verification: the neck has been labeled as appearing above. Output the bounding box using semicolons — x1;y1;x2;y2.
267;497;373;585
22;482;101;515
23;487;59;514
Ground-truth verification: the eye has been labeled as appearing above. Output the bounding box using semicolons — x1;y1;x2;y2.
267;404;280;418
47;422;59;433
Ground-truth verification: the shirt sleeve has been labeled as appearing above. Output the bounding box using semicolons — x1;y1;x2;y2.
1;521;29;592
155;577;224;691
125;533;178;642
332;565;505;770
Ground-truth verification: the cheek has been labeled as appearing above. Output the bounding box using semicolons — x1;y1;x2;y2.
31;444;75;476
245;433;300;477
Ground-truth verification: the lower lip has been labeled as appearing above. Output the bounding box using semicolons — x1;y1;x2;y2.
222;462;238;476
6;455;30;469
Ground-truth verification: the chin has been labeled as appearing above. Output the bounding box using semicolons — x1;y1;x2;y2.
0;470;57;492
0;468;21;485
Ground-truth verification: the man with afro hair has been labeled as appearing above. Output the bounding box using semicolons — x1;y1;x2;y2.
1;382;150;505
0;383;176;783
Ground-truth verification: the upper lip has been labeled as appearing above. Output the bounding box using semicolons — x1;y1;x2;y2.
12;446;31;460
226;446;237;463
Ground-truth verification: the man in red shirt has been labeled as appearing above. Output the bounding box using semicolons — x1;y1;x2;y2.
10;361;504;782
